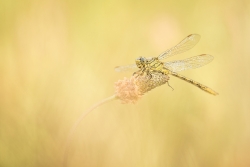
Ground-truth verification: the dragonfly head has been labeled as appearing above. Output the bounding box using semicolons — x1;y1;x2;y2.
135;57;146;69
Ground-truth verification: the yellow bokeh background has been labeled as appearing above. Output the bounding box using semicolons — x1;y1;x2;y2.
1;0;250;166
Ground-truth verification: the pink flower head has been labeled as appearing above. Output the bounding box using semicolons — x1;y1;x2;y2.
115;73;169;104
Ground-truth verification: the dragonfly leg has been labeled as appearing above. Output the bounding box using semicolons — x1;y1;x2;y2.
133;69;142;76
134;68;146;78
133;71;139;76
167;82;174;91
147;71;153;81
145;71;152;82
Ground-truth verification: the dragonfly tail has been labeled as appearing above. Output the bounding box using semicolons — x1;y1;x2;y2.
170;72;219;95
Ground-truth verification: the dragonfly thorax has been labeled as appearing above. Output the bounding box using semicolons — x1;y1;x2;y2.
135;56;170;76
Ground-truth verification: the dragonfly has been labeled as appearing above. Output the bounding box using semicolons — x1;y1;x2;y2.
115;34;218;95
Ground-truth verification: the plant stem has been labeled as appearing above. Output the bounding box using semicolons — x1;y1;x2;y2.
63;95;116;167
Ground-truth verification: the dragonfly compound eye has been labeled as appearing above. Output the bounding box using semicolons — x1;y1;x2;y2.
135;57;145;68
140;57;146;63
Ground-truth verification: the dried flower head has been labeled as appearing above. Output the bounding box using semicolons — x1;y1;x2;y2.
115;72;169;103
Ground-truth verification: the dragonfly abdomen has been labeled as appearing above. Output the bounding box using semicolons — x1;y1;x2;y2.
170;72;218;95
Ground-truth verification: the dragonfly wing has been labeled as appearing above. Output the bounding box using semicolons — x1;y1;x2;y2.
164;54;214;72
158;34;201;60
114;64;138;72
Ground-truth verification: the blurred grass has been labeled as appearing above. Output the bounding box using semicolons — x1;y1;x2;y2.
0;0;250;167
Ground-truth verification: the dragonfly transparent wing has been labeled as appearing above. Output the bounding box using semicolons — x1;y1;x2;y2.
164;54;213;72
158;34;201;60
114;64;138;72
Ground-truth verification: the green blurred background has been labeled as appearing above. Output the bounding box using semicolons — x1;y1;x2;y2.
1;0;250;166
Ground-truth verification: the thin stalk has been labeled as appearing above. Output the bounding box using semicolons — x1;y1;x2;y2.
63;95;116;167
